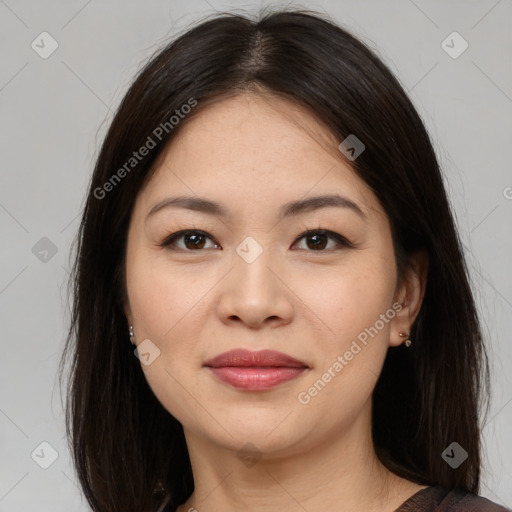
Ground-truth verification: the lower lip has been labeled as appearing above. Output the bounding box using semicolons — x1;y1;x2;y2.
207;366;307;390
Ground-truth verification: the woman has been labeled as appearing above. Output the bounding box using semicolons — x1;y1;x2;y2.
59;7;511;512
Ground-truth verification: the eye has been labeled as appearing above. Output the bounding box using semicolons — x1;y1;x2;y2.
160;228;352;252
160;230;220;251
292;229;352;251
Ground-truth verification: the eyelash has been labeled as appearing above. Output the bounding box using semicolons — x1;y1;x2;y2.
159;227;353;252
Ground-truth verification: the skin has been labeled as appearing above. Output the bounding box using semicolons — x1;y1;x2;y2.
124;92;429;512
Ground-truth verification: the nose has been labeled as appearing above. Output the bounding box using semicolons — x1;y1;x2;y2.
216;247;294;329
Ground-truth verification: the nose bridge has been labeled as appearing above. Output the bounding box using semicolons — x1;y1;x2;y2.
233;234;279;297
217;234;293;326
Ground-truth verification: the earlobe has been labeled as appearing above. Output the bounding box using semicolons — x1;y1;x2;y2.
128;324;136;346
399;331;412;347
124;300;133;327
124;301;137;346
390;250;429;347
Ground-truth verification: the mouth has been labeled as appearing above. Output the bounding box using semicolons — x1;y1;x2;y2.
204;349;309;391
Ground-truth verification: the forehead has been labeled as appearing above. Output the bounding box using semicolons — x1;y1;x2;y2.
163;92;341;175
137;92;381;219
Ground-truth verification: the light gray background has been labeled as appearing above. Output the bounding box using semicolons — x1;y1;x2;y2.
0;0;511;510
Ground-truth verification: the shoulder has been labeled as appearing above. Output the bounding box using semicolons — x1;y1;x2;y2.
398;485;511;512
442;488;511;512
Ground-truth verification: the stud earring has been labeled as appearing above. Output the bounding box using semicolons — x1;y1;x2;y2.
399;332;412;347
128;325;135;346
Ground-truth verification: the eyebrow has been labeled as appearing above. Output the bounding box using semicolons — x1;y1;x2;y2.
146;194;367;222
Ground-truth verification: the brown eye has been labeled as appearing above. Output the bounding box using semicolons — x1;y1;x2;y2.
160;230;220;251
182;233;207;250
292;230;351;251
305;233;328;250
160;229;351;253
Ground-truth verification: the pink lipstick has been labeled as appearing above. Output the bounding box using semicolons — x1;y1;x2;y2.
204;349;309;391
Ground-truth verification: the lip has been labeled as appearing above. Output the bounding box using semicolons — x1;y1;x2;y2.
204;349;308;368
204;349;309;391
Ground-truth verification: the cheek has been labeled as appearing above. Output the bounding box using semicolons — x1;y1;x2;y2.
298;256;396;346
293;258;396;420
126;249;211;342
126;252;213;422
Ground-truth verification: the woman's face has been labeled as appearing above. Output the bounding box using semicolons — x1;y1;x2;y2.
124;92;413;457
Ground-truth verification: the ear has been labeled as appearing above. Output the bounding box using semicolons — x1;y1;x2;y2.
389;250;429;347
120;277;133;326
123;297;133;327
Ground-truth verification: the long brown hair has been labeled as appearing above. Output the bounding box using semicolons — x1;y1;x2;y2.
59;7;491;511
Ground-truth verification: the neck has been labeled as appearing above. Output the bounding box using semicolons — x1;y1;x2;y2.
176;402;422;512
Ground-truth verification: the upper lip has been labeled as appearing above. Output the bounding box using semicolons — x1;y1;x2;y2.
204;349;309;368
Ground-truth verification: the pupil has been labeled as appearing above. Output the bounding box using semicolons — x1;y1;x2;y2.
309;234;326;250
183;233;328;250
187;234;204;249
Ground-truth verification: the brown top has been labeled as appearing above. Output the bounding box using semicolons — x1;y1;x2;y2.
394;486;512;512
166;486;511;512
